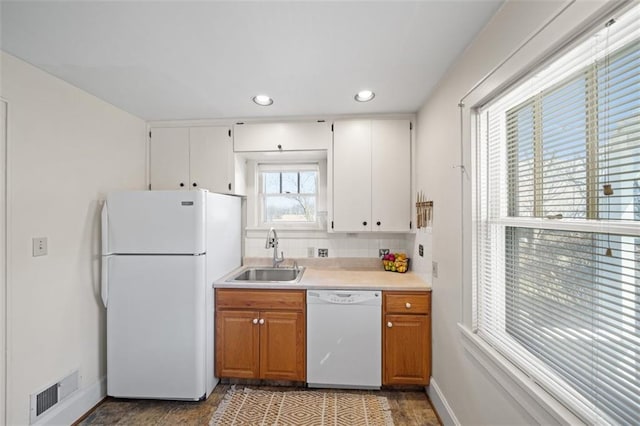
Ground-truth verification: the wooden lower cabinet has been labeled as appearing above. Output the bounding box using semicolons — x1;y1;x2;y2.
215;289;306;381
383;291;431;385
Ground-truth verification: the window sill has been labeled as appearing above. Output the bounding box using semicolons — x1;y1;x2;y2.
457;324;583;425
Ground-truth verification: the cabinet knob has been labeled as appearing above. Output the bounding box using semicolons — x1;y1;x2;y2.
387;322;393;328
277;144;282;150
362;221;367;226
259;318;265;325
179;182;185;187
252;318;258;324
376;221;381;226
228;183;232;191
192;182;197;187
405;302;412;309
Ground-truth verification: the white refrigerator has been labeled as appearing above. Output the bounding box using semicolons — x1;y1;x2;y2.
101;189;241;400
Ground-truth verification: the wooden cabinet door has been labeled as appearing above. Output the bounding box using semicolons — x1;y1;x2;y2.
332;120;372;232
189;126;233;193
215;310;260;378
149;127;190;190
259;311;305;381
371;120;411;232
383;313;431;385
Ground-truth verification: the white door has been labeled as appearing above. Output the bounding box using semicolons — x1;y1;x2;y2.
150;127;190;190
371;120;411;232
104;190;206;254
106;255;206;400
332;120;372;232
189;126;232;193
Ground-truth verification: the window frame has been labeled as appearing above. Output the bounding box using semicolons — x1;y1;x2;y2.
256;162;320;228
472;8;640;424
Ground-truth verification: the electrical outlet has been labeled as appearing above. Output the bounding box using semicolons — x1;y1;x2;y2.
419;244;424;257
379;248;389;258
432;261;438;278
307;247;315;258
318;248;328;258
32;237;48;257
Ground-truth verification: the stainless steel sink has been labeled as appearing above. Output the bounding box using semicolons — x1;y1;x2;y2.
226;266;305;284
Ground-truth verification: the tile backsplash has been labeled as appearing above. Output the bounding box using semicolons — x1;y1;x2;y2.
244;232;414;259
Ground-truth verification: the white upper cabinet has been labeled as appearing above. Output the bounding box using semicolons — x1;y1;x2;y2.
331;119;411;233
233;121;331;152
149;127;190;190
371;120;411;232
150;126;237;194
332;120;372;232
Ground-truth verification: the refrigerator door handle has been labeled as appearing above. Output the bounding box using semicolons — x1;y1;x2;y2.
101;200;109;255
101;255;110;308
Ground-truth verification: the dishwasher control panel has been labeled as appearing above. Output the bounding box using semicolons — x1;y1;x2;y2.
307;290;380;305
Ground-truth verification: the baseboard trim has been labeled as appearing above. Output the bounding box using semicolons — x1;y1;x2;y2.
34;376;106;426
426;378;460;426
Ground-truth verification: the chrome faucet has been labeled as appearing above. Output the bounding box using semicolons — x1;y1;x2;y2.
265;227;284;268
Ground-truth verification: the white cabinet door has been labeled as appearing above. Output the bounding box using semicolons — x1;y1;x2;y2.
149;127;190;190
332;120;372;232
234;122;330;152
371;120;411;232
190;126;232;193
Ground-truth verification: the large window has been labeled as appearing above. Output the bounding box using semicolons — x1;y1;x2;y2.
258;164;318;225
474;5;639;424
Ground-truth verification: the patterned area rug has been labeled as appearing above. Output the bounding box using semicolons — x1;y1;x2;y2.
210;387;394;425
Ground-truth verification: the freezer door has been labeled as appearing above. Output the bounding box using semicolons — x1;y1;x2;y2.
104;190;206;254
107;255;207;400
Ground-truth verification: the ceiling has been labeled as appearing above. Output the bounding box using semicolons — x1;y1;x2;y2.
1;1;503;121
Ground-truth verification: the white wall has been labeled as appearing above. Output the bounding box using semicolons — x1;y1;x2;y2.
414;1;616;424
0;52;146;425
1;99;7;425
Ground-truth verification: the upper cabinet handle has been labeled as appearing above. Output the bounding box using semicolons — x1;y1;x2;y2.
376;221;381;226
179;182;185;187
277;144;282;150
192;182;197;187
362;221;367;226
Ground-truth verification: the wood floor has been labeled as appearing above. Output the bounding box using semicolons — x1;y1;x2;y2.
78;384;441;425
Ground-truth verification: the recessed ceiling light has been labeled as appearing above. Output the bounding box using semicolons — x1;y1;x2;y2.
354;90;375;102
252;94;273;106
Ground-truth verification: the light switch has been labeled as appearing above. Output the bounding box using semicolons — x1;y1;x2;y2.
33;237;48;257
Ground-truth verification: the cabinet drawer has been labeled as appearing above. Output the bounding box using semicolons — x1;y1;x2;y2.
384;292;430;314
216;289;305;311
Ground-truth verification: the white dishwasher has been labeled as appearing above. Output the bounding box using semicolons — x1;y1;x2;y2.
306;290;381;389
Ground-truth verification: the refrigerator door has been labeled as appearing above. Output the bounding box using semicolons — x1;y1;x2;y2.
104;190;206;255
107;255;206;400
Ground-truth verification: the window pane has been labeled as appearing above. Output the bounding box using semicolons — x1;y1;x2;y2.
299;171;317;193
598;45;640;221
506;227;640;425
281;172;298;194
263;172;280;194
263;194;316;222
541;77;587;218
507;102;536;217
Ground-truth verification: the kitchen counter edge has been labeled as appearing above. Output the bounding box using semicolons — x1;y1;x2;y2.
213;266;431;292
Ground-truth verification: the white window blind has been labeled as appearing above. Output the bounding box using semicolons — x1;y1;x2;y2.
474;4;639;424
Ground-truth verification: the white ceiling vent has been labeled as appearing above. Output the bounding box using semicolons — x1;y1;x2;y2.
30;370;79;424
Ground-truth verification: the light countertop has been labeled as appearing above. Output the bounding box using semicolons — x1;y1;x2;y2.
214;258;431;292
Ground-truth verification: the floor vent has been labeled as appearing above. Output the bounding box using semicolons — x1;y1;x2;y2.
30;370;79;424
